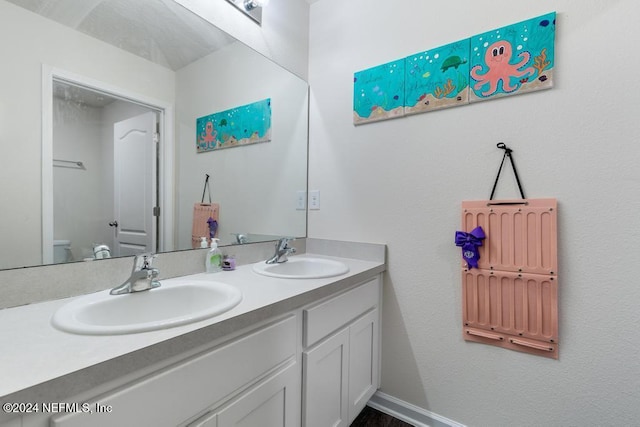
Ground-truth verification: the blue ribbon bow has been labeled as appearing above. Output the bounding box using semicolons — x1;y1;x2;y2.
455;226;486;268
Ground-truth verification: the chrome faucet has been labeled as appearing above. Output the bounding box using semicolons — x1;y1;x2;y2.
266;238;296;264
234;233;249;244
110;253;161;295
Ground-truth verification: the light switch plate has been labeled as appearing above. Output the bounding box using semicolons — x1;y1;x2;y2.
309;190;320;210
296;190;306;210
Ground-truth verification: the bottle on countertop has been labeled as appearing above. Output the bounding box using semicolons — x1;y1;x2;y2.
200;237;208;248
222;254;236;271
206;238;223;273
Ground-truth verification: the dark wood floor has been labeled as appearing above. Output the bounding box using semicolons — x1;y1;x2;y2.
350;406;414;427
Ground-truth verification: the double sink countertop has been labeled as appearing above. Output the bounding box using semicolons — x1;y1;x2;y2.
0;241;385;418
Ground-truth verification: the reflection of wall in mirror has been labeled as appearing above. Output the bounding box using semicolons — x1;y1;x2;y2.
0;1;175;270
176;41;308;249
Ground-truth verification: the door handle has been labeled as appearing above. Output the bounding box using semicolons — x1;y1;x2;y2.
109;221;119;228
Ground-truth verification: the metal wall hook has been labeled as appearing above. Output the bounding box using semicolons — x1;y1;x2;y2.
496;142;511;153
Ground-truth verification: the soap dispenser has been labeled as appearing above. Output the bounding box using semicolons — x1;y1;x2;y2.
206;238;223;273
200;237;208;248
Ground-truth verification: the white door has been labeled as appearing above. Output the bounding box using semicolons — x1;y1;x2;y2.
113;111;157;257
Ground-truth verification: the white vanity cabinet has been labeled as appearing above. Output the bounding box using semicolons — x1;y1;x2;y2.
302;276;381;427
48;315;299;427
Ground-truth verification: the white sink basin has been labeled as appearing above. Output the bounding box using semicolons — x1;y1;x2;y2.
52;279;242;335
253;256;349;279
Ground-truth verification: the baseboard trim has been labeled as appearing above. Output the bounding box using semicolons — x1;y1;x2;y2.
366;391;466;427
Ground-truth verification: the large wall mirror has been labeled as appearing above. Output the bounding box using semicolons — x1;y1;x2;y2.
0;0;308;271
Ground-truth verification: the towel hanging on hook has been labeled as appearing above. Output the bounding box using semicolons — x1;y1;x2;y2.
488;142;527;205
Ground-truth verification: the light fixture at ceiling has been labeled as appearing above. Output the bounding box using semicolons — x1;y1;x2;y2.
225;0;269;25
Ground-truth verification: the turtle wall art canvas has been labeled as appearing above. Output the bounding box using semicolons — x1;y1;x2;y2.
353;59;406;125
196;98;271;152
469;12;555;103
405;39;470;115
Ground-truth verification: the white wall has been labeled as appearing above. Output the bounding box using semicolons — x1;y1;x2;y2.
0;0;175;269
308;0;640;425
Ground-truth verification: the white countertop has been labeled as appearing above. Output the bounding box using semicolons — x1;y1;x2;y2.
0;253;384;403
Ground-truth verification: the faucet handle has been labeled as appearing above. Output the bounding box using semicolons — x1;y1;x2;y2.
232;233;249;244
133;253;156;271
277;237;295;249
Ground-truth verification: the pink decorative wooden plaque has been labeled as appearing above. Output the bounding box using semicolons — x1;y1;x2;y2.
461;199;558;359
191;203;219;249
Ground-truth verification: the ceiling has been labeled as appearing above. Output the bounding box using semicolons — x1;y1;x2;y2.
53;80;118;108
6;0;236;71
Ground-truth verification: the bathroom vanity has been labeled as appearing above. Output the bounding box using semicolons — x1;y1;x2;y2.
0;241;385;427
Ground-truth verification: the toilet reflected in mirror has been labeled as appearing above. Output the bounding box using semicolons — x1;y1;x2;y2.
53;240;72;263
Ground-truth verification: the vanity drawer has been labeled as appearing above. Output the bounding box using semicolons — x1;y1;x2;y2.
52;315;296;427
304;277;380;348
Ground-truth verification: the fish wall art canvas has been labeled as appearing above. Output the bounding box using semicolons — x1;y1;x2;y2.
353;59;405;125
469;12;555;102
405;39;470;115
196;98;272;152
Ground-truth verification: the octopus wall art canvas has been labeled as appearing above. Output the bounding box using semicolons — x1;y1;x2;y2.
196;98;271;153
352;12;556;125
469;12;555;102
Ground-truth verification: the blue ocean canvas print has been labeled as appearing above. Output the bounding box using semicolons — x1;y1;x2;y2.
469;12;555;102
197;98;271;152
405;39;470;115
353;59;405;125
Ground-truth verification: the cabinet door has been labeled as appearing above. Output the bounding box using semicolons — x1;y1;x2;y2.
303;328;349;427
218;362;299;427
348;309;379;424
